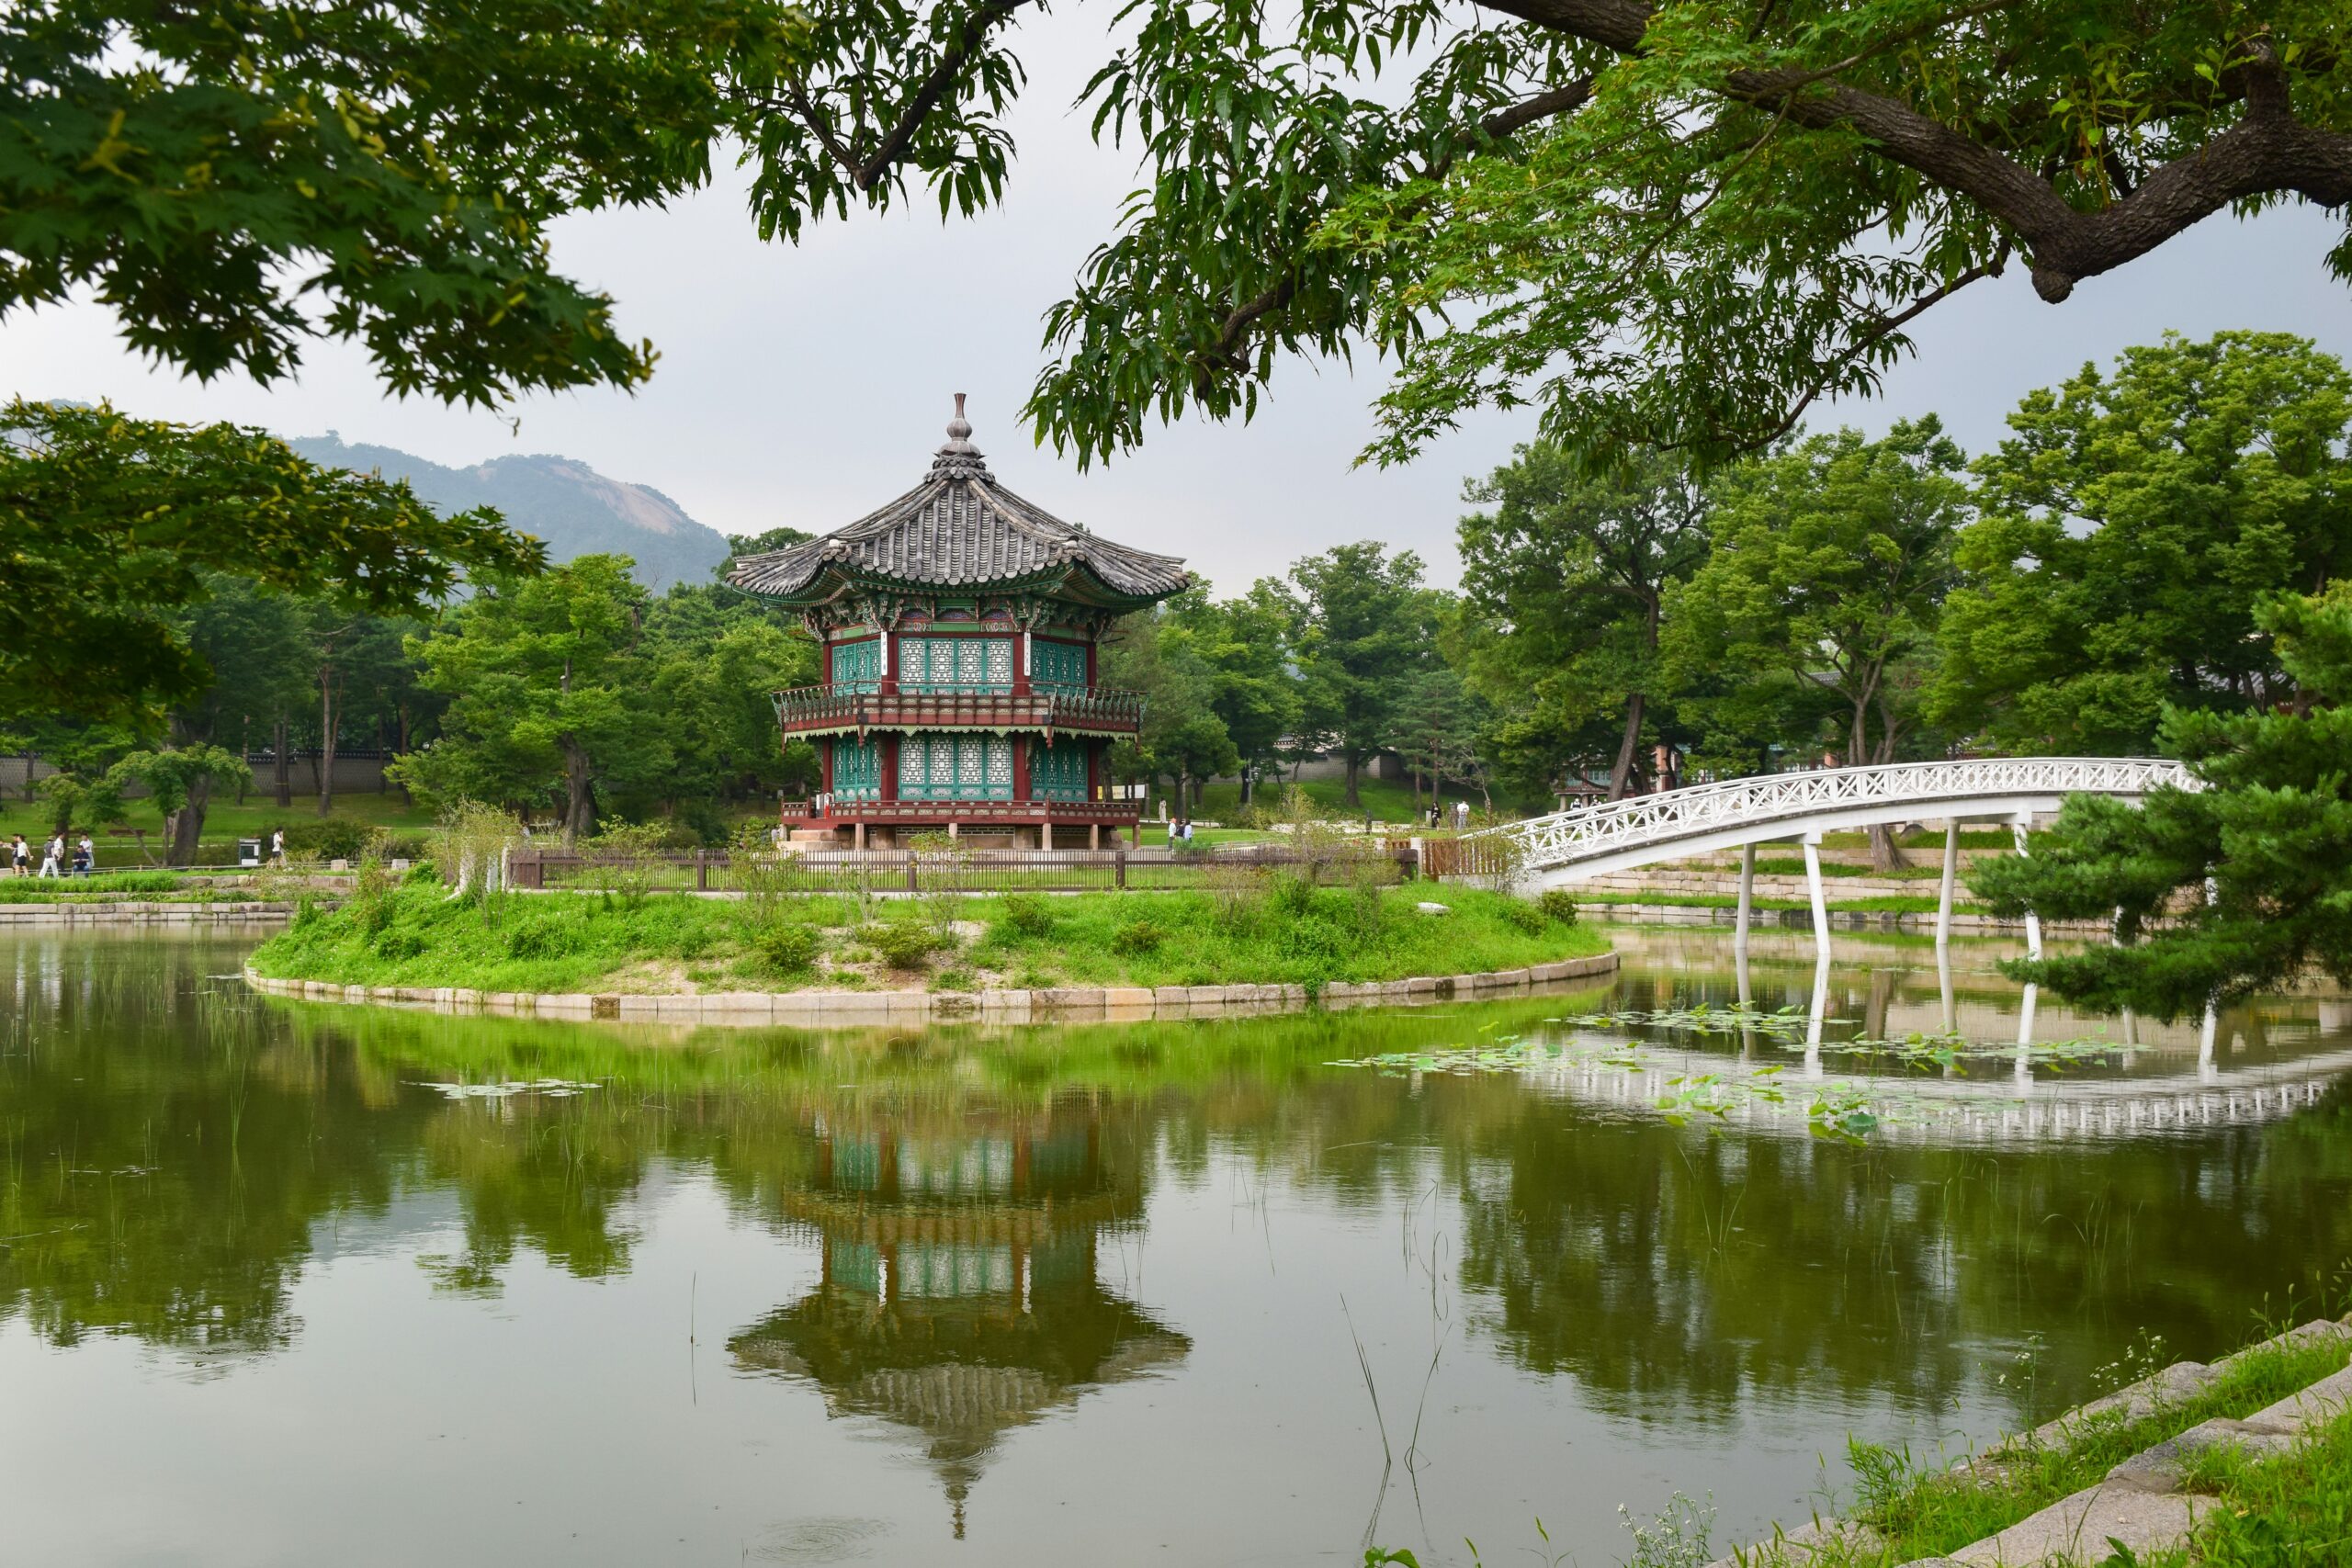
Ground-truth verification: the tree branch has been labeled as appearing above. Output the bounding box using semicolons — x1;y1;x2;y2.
853;0;1031;190
1193;75;1598;390
1469;3;2352;301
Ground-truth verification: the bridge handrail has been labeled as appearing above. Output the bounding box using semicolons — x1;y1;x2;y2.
1470;757;2196;868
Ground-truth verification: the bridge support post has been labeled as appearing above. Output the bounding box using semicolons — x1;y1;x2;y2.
2010;818;2042;960
1936;821;1959;950
1735;843;1756;951
1802;833;1831;965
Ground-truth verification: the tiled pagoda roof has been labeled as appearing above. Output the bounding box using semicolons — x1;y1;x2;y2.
729;398;1191;605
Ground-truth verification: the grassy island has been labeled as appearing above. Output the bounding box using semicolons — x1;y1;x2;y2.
247;876;1603;998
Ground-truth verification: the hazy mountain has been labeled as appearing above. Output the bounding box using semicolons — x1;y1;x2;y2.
288;434;733;593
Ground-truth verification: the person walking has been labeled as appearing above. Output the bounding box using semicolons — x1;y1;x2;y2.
39;831;63;877
269;827;287;867
74;832;94;876
9;833;28;876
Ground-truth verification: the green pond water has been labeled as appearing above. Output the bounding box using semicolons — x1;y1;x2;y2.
4;926;2350;1567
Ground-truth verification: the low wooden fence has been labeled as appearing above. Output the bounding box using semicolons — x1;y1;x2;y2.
506;844;1421;895
1414;836;1511;880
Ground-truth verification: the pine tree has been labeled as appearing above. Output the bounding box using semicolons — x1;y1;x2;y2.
1972;586;2352;1016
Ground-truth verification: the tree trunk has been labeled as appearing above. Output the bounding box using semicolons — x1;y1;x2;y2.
561;739;594;847
394;704;413;804
273;717;292;807
170;774;210;866
1853;701;1910;872
1238;767;1253;808
1608;692;1646;800
1343;753;1362;807
1176;764;1193;821
316;667;338;818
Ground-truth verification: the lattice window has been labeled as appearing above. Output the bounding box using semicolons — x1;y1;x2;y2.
831;637;883;693
1030;739;1088;800
1032;637;1088;690
898;637;1013;694
898;733;1013;799
832;739;883;800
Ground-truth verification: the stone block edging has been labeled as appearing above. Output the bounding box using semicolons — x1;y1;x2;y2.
1705;1315;2352;1568
0;900;298;926
239;951;1618;1027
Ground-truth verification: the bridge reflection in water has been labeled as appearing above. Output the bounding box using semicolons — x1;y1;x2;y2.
6;930;2351;1568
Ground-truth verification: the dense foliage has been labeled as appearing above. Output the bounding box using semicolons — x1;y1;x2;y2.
1;0;809;404
1973;584;2352;1016
8;4;2344;467
0;401;539;726
1933;332;2352;752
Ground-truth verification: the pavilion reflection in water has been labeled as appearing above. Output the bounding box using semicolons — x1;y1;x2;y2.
729;1096;1187;1536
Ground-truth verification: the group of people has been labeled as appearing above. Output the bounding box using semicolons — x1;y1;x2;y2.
9;831;96;877
1424;800;1474;831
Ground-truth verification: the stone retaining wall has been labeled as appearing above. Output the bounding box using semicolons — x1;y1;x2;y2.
241;951;1619;1026
0;900;298;926
1577;870;1944;900
1582;903;2110;936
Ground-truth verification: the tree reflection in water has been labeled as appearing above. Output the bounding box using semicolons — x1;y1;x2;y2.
4;927;2351;1455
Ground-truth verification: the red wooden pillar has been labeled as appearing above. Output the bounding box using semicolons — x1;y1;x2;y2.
882;627;899;694
1012;630;1030;695
1012;734;1031;802
880;735;900;802
820;737;835;800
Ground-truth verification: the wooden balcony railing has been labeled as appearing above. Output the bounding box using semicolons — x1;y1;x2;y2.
771;682;1145;737
778;797;1142;825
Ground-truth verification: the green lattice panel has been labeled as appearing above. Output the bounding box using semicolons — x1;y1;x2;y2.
1031;638;1088;689
831;739;882;800
1031;739;1087;800
899;733;1012;799
831;637;882;692
899;637;1012;693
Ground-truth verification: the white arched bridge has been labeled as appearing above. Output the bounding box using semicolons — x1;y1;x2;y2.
1464;756;2196;951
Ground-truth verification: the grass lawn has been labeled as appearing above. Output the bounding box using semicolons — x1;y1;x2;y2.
0;790;440;869
248;879;1605;996
0;871;263;902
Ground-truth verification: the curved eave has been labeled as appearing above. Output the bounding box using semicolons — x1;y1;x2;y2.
736;558;1186;615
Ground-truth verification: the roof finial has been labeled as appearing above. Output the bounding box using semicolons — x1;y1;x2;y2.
933;392;987;476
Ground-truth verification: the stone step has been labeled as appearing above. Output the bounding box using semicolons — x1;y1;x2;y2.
1947;1483;2213;1566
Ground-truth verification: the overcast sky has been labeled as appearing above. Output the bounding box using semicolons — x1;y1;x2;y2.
7;24;2349;592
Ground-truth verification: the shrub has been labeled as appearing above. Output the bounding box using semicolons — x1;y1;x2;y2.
753;922;821;975
1499;898;1547;936
998;894;1057;939
1538;888;1579;927
1111;918;1166;954
283;816;379;863
862;920;946;971
373;928;426;960
504;919;577;960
